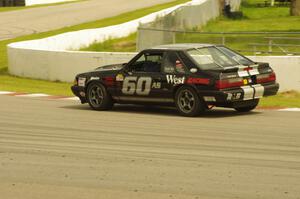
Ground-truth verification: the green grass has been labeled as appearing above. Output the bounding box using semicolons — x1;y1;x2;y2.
0;0;190;96
0;0;84;12
0;74;73;96
180;0;300;54
202;7;298;32
260;91;300;108
80;33;137;52
82;0;300;55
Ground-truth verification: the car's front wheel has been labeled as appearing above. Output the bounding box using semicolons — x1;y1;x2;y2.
86;82;113;111
175;86;205;117
234;99;259;112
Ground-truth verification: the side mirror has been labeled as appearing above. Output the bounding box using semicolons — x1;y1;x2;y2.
190;68;198;73
122;66;133;75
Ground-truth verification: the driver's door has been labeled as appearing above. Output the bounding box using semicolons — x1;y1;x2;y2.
115;50;167;103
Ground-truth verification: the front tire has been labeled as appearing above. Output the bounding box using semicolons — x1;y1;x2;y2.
175;86;205;117
234;99;259;112
86;82;113;111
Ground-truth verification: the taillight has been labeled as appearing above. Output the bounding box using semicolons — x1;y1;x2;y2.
243;67;253;71
215;78;244;89
257;72;276;84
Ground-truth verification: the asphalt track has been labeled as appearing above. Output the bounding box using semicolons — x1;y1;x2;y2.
0;94;300;199
0;0;173;40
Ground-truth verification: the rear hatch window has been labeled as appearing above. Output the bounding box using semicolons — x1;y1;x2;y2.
187;47;238;70
217;46;254;66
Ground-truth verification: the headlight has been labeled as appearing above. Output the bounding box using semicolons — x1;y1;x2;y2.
78;77;87;87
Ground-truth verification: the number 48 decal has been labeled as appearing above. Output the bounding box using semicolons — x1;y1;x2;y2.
122;77;152;95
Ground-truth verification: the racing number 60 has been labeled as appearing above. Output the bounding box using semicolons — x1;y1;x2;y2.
122;77;152;95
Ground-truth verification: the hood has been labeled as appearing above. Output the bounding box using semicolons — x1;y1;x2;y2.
94;63;126;72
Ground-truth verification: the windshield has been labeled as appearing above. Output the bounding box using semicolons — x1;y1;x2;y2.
217;46;254;66
187;47;238;70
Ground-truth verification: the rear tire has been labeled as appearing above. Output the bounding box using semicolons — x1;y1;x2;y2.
234;99;259;112
175;86;205;117
86;82;113;111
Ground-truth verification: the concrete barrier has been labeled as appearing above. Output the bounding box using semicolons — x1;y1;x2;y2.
8;0;222;80
8;48;137;82
7;0;299;92
137;0;221;50
9;0;201;52
7;46;300;91
248;56;300;91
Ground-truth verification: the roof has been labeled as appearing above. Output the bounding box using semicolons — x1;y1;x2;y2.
150;43;216;50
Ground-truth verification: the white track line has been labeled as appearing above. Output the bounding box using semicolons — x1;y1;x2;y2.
16;93;50;97
61;97;80;101
0;91;15;95
278;108;300;112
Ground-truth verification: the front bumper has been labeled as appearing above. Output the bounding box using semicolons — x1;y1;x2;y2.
199;83;279;108
71;85;87;104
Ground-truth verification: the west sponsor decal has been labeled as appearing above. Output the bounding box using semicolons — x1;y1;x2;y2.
187;77;210;85
166;75;185;85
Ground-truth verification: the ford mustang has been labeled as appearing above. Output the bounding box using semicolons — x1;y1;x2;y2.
71;44;279;117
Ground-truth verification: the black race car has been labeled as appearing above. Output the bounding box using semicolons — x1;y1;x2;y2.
71;44;279;117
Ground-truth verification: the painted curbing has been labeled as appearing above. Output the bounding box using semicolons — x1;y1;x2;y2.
0;90;79;101
0;90;299;111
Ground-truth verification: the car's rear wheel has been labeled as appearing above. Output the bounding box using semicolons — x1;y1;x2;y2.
175;86;205;117
234;99;259;112
87;82;113;111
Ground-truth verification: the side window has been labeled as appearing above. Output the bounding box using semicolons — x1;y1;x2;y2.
162;52;186;74
129;52;163;73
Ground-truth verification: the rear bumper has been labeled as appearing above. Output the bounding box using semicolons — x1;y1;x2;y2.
263;83;280;96
199;83;279;108
71;85;87;104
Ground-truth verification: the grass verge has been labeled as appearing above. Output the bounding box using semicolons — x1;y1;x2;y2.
0;74;73;96
80;33;137;52
0;0;190;95
179;1;300;54
81;0;300;54
260;91;300;108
